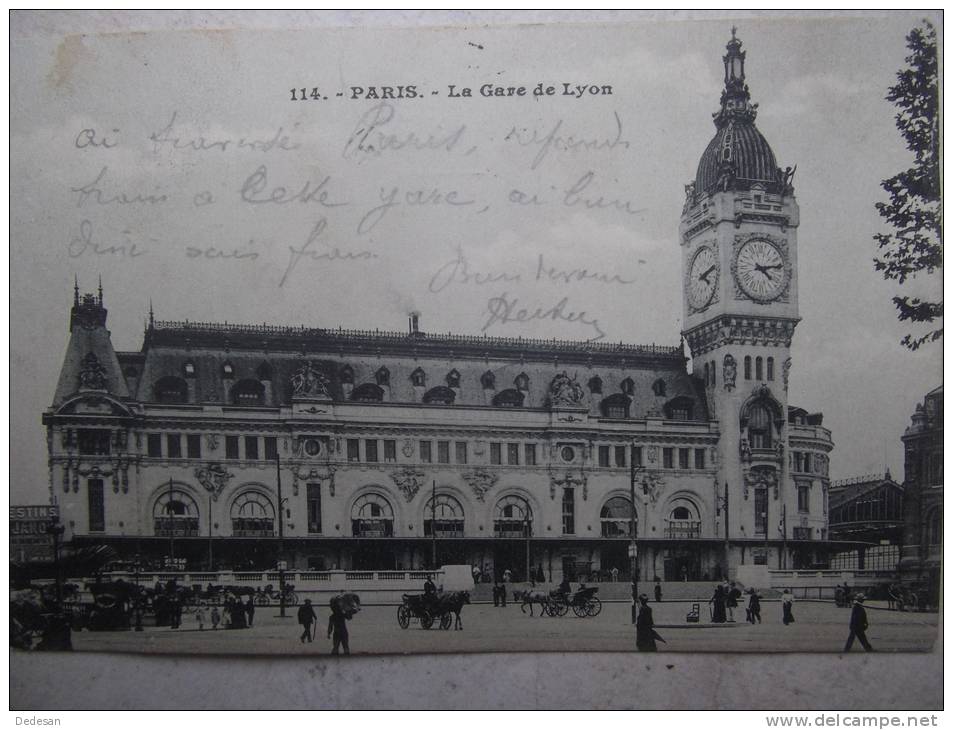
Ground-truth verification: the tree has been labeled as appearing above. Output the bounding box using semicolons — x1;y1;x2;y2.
873;20;942;350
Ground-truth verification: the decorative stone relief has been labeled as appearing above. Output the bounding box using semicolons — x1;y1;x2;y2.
647;446;658;463
205;433;220;451
462;469;499;503
723;353;737;392
291;361;331;397
548;371;585;407
549;471;589;501
194;463;234;501
78;352;108;390
390;467;426;502
782;357;792;391
640;472;666;505
743;466;778;501
401;439;415;458
291;465;337;498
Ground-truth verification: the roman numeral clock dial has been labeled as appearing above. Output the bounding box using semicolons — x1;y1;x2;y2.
688;245;718;311
734;238;788;302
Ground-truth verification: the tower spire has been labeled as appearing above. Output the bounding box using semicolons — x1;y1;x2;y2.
74;275;79;306
98;275;103;304
714;29;757;128
148;299;155;329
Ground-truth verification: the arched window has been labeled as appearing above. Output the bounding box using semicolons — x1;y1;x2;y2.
480;370;496;389
351;383;384;402
256;362;273;381
423;386;456;405
338;365;354;384
514;372;530;391
744;356;752;380
621;377;636;396
664;396;694;421
375;366;390;387
601;393;630;419
230;491;275;537
446;369;461;388
756;356;763;381
231;379;265;405
651;378;666;397
222;362;234;378
710;361;716;386
667;500;701;538
748;403;773;449
154;376;188;403
182;360;196;378
410;367;426;387
494;495;532;537
767;357;774;381
600;496;634;537
588;375;603;394
424;493;465;537
493;389;524;408
703;363;709;386
351;493;394;537
153;488;199;536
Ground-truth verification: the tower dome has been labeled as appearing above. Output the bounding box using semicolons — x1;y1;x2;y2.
693;30;787;199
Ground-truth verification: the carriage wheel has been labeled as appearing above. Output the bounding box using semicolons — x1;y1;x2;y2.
555;601;569;617
585;597;602;617
440;613;452;630
572;603;588;618
397;605;410;629
420;611;434;630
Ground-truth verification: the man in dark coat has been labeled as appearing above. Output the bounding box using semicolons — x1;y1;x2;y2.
297;598;317;643
636;594;659;652
726;582;742;622
328;608;350;655
654;577;662;603
844;594;874;652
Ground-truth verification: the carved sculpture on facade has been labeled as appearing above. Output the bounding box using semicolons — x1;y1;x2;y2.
78;352;108;390
548;371;585;407
782;357;792;391
640;471;666;505
291;465;337;498
291;361;331;398
549;471;589;501
401;439;415;458
647;445;657;463
194;463;234;501
462;469;499;503
722;353;737;392
743;466;777;500
390;467;426;502
739;437;751;462
205;433;220;452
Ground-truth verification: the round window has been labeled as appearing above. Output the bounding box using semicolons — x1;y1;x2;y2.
303;438;321;456
560;446;576;463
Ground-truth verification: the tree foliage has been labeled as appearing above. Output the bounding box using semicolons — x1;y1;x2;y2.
873;20;942;350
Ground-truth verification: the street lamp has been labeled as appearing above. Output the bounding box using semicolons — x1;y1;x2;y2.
133;553;144;631
46;516;66;607
629;446;648;624
524;516;531;583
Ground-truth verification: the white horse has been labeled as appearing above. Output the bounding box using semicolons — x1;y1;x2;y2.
515;589;551;617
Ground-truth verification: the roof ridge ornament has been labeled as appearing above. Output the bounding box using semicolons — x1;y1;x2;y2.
714;30;758;128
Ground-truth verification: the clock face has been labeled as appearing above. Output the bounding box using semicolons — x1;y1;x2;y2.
734;239;788;302
688;246;719;310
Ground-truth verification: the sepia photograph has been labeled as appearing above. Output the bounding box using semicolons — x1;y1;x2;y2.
9;9;942;711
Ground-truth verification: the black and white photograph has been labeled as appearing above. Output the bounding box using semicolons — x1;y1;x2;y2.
9;10;943;711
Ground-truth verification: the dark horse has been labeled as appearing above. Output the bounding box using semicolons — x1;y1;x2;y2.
437;591;470;630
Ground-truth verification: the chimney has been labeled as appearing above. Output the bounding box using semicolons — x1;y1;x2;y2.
410;312;420;334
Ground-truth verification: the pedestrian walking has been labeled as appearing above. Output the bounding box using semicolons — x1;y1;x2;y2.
654;576;662;602
297;598;317;643
636;594;664;652
843;594;874;652
726;582;742;622
493;582;501;607
210;606;221;630
747;589;762;624
680;565;688;582
169;595;182;629
709;584;727;623
196;603;208;631
472;564;481;586
782;589;795;625
328;607;351;655
610;566;619;582
245;596;255;627
503;568;512;583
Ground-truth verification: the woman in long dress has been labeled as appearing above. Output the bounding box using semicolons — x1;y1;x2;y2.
635;594;658;652
782;589;795;625
709;585;727;623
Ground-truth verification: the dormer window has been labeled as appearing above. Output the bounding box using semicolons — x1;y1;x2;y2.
588;376;603;394
375;366;390;387
423;386;456;405
493;389;524;408
339;365;354;385
410;368;426;387
514;373;529;391
154;376;188;404
222;362;234;378
183;361;196;378
231;379;265;406
621;377;635;396
257;362;273;381
601;393;630;419
446;369;461;388
651;378;666;397
664;396;695;421
481;371;496;389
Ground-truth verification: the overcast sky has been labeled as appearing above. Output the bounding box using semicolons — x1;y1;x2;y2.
10;11;942;504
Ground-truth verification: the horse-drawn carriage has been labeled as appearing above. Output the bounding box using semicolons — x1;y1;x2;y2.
397;591;470;630
546;586;602;618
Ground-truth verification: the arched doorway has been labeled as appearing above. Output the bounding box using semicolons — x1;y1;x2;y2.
350;492;396;570
492;494;533;581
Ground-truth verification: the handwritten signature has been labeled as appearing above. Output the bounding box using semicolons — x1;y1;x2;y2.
482;292;606;341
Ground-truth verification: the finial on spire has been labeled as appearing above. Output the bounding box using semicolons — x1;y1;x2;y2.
98;275;103;304
148;299;155;328
731;25;737;40
73;275;79;305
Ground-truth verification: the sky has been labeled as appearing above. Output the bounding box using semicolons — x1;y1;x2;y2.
9;10;942;504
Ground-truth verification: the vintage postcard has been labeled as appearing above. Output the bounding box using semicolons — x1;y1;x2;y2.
10;9;941;681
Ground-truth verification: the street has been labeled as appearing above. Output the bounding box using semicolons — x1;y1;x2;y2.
66;600;938;655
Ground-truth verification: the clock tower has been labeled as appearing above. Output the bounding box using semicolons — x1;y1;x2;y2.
680;31;800;570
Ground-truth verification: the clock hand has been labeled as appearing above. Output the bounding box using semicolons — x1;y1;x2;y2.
698;266;716;284
754;264;774;282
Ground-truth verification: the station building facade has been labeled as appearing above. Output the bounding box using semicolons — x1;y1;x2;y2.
42;34;834;582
